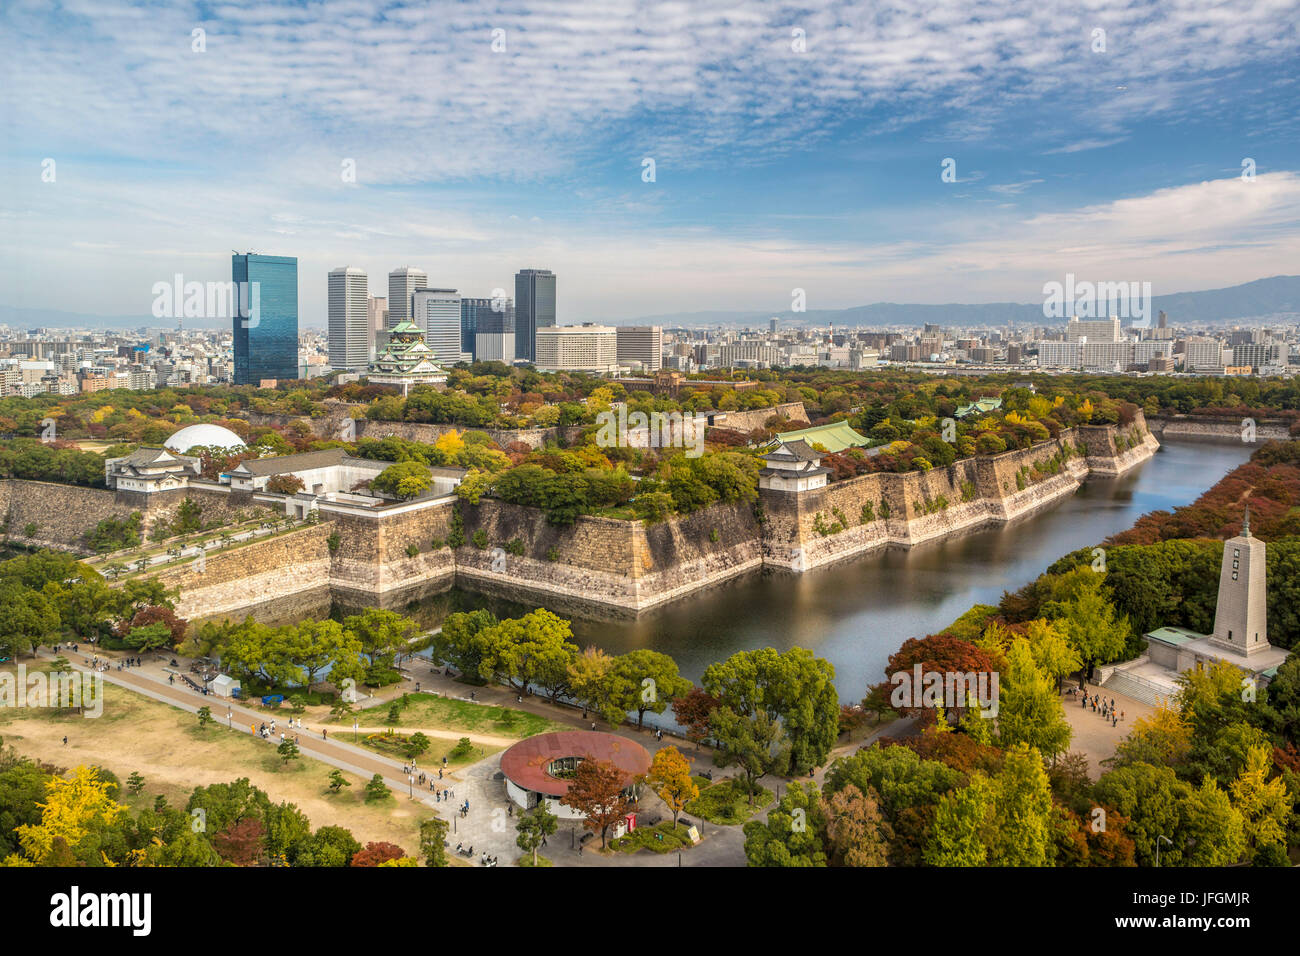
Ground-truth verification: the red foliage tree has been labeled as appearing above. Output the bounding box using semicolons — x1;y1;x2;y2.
350;842;406;867
875;632;1001;721
672;688;719;751
212;817;266;866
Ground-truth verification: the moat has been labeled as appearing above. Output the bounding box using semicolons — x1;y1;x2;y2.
249;438;1253;703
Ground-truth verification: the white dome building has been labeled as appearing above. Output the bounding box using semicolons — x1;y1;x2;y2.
164;423;247;455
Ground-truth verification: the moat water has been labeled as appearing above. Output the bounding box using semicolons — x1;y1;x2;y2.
259;439;1254;705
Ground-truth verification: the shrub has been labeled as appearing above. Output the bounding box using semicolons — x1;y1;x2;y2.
471;529;489;549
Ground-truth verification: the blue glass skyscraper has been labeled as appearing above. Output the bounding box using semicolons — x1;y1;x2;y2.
232;253;299;384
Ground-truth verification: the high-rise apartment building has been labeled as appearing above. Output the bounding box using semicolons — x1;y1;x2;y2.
1066;317;1122;342
387;267;427;329
232;253;298;385
412;288;469;365
515;268;556;363
328;267;370;371
615;326;662;371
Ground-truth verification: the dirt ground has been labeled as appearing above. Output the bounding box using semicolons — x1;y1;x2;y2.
0;680;440;853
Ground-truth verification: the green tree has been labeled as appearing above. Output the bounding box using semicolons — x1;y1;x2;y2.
989;742;1055;866
710;707;788;803
924;772;994;866
371;460;433;500
420;817;450;867
516;802;559;866
702;646;839;775
997;638;1072;761
742;782;827;867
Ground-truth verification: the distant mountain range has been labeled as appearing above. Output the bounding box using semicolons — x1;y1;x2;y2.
623;275;1300;329
4;275;1299;332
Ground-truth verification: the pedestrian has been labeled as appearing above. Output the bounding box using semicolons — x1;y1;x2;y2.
323;729;327;739
1112;713;1118;728
438;768;443;780
62;736;67;746
1120;710;1125;721
590;722;596;731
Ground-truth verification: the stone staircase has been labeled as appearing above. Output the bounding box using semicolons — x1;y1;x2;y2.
1098;669;1175;708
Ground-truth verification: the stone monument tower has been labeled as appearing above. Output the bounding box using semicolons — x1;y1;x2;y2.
1208;507;1269;658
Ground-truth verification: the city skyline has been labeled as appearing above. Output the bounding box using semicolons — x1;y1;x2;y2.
3;1;1299;324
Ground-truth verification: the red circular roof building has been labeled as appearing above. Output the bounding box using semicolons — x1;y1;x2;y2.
500;731;652;818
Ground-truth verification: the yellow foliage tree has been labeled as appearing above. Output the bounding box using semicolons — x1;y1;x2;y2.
1229;745;1291;858
433;429;466;459
646;745;698;829
13;766;127;866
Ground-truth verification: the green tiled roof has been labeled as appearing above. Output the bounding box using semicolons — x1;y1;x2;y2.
956;397;1002;418
1145;626;1204;645
771;420;870;453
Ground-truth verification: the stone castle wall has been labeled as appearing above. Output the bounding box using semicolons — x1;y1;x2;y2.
156;523;335;620
0;480;124;551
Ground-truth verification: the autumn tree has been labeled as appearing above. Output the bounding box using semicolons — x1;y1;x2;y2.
823;783;890;867
672;688;719;752
559;759;630;849
211;817;265;866
350;841;405;866
647;746;698;829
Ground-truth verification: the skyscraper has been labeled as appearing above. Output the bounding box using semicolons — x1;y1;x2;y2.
461;297;507;363
412;288;468;364
475;298;515;363
232;253;298;385
387;267;427;329
328;267;369;371
515;268;556;363
367;296;388;359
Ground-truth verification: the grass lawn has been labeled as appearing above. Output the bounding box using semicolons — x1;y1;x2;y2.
0;665;440;852
610;820;696;854
516;853;553;867
354;729;500;768
686;777;773;825
335;691;567;739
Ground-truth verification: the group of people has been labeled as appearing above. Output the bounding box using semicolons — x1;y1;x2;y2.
1081;690;1123;727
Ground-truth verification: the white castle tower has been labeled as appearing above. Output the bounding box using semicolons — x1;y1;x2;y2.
1208;506;1270;658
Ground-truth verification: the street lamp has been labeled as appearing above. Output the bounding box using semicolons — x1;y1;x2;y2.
1156;834;1173;867
408;775;414;797
353;720;358;743
227;707;232;728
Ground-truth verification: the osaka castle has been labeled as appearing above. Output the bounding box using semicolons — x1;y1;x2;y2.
367;320;448;395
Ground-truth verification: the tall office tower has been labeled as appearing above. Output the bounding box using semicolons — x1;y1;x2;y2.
367;296;388;359
475;298;516;363
327;267;370;371
412;288;468;364
460;297;508;363
1066;317;1122;343
770;317;779;334
616;325;663;371
387;267;427;328
1158;310;1167;329
515;268;556;362
232;253;298;385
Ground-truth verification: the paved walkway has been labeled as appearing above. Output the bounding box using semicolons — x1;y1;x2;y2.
1061;682;1155;779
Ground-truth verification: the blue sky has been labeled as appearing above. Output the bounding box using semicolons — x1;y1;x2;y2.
2;0;1298;325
